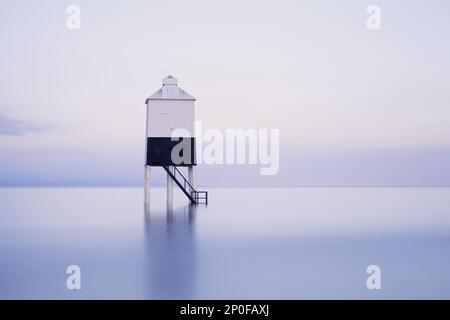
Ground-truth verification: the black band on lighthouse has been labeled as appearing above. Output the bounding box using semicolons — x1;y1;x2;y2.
146;137;196;166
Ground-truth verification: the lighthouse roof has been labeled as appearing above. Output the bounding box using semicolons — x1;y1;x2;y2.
146;75;196;103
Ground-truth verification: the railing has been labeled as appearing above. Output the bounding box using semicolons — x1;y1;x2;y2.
192;190;208;205
163;166;208;204
172;166;194;194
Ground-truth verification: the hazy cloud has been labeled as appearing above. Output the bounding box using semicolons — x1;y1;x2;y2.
0;115;49;136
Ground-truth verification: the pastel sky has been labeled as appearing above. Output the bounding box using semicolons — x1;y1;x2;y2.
1;0;450;186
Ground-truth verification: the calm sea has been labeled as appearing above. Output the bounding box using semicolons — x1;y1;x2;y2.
1;187;450;299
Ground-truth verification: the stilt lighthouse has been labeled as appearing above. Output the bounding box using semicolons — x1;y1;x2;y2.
144;76;207;205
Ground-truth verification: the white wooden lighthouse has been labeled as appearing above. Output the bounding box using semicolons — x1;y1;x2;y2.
144;76;207;205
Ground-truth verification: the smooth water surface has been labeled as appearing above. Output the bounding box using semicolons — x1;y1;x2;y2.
1;187;450;299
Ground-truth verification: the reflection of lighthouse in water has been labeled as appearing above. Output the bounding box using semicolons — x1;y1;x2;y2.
143;203;197;299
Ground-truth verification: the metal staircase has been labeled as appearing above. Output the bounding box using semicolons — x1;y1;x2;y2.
162;166;208;204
